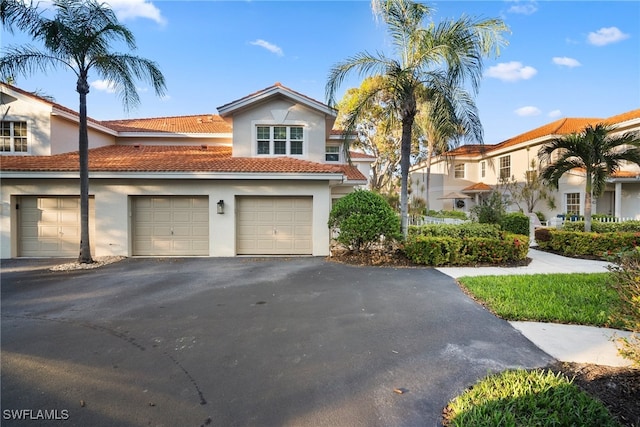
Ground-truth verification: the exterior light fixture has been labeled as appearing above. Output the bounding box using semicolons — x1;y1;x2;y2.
217;200;224;214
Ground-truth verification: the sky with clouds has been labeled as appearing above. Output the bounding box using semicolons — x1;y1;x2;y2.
2;0;638;144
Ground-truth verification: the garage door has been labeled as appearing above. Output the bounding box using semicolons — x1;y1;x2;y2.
19;196;95;257
237;196;312;255
132;196;209;256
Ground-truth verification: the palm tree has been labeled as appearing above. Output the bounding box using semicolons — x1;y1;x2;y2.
538;123;640;232
414;82;481;212
326;0;508;236
1;0;166;263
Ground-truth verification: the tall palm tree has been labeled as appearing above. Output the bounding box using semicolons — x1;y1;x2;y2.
1;0;166;263
414;81;481;212
538;123;640;232
326;0;508;236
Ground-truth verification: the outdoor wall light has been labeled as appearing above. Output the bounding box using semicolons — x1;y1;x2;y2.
216;199;224;214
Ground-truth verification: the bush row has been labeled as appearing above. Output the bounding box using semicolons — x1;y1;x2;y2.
562;220;640;233
408;222;502;239
404;233;529;266
535;228;640;258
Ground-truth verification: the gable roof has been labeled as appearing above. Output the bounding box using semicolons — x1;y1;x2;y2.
217;82;336;118
443;108;640;158
102;115;232;134
0;145;366;181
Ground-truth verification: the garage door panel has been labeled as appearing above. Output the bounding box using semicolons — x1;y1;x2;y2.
236;196;312;255
132;196;209;256
19;196;94;257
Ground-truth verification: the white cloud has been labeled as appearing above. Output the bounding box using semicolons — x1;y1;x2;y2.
506;0;538;15
587;27;630;46
250;39;284;57
548;110;562;118
485;61;537;82
106;0;166;25
90;79;117;93
552;57;581;68
515;106;541;117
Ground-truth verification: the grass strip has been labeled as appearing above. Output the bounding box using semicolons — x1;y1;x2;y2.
457;273;626;329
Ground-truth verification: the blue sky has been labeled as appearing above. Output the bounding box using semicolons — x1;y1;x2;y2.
2;0;639;144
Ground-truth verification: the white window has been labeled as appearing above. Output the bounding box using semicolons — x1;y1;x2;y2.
1;121;28;152
325;145;340;162
256;125;304;156
566;193;580;215
499;155;511;180
454;163;465;179
480;161;486;178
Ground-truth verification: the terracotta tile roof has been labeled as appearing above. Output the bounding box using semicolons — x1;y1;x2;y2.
0;145;366;180
603;109;640;125
2;83;105;127
445;144;493;156
611;170;640;178
102;115;232;133
444;109;640;157
349;151;376;160
462;182;493;192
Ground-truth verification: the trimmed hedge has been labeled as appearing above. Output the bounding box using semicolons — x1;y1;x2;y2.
408;223;502;239
499;212;530;236
535;228;640;258
563;220;640;233
404;233;528;266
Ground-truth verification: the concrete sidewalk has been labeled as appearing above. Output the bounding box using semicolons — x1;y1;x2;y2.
437;248;634;367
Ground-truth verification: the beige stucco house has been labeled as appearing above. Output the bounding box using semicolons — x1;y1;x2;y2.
0;82;373;258
411;109;640;222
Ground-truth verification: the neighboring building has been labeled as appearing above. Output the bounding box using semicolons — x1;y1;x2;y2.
410;109;640;221
0;82;373;258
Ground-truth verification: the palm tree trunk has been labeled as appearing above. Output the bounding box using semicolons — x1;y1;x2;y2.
584;174;593;233
400;117;413;237
77;78;93;264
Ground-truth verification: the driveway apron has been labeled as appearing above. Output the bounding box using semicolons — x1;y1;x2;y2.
1;258;553;427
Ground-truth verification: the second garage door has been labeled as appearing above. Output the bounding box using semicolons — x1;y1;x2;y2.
132;196;209;256
236;196;312;255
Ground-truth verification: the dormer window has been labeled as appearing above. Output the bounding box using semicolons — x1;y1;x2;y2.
1;121;28;153
325;145;340;162
256;125;304;156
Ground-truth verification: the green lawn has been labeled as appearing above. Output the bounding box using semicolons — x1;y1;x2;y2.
446;272;628;426
457;273;628;329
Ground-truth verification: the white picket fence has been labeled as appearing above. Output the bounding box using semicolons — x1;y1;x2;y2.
411;215;469;226
548;215;635;228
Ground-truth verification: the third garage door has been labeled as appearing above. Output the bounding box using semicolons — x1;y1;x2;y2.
236;196;312;255
132;196;209;256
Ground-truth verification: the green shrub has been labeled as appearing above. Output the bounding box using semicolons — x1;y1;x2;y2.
499;212;529;236
408;223;501;239
328;190;401;252
607;248;640;366
403;233;528;266
536;229;640;258
470;190;508;224
564;220;640;233
426;209;468;220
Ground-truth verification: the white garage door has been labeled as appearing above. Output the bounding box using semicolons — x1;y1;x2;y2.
132;196;209;256
237;196;312;255
19;196;95;257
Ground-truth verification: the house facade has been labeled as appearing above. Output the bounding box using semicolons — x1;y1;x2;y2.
410;109;640;222
0;83;372;258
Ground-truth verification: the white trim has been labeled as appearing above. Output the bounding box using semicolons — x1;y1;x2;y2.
51;107;118;136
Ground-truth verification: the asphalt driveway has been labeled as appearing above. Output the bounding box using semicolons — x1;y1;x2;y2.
1;257;553;427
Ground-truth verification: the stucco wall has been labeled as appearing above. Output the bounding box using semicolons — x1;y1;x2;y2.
230;99;327;162
1;91;52;156
0;177;333;258
50;116;116;154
